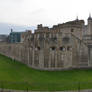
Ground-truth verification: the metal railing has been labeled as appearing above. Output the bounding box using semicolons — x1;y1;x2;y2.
0;81;92;91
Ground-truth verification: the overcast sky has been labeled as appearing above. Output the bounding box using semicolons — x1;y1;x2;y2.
0;0;92;27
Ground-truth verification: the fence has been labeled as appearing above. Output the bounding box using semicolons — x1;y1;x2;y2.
0;81;92;92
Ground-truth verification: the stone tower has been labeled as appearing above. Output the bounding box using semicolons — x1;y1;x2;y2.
87;14;92;35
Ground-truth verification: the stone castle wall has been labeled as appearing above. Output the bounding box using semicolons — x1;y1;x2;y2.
0;34;89;70
0;19;90;70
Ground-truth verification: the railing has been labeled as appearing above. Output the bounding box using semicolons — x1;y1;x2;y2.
0;81;92;91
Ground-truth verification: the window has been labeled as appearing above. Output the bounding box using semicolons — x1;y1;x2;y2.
71;29;74;32
60;46;65;51
37;47;40;50
50;47;56;50
35;47;40;51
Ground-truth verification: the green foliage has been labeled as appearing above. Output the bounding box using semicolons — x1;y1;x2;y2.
0;54;92;91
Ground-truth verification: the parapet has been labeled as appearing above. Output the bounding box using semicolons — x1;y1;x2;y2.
35;24;49;33
35;19;85;33
56;20;84;28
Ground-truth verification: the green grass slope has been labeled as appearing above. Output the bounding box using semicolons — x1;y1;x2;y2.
0;54;92;91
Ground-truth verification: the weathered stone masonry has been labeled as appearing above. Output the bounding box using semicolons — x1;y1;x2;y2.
0;18;92;70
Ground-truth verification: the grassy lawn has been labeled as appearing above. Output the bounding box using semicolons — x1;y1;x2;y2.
0;54;92;91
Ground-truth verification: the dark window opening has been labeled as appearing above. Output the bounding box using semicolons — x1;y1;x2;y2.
51;47;56;50
71;29;74;32
60;46;65;51
37;47;40;50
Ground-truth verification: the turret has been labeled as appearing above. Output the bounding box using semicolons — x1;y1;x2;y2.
37;24;43;29
87;13;92;35
76;16;79;21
